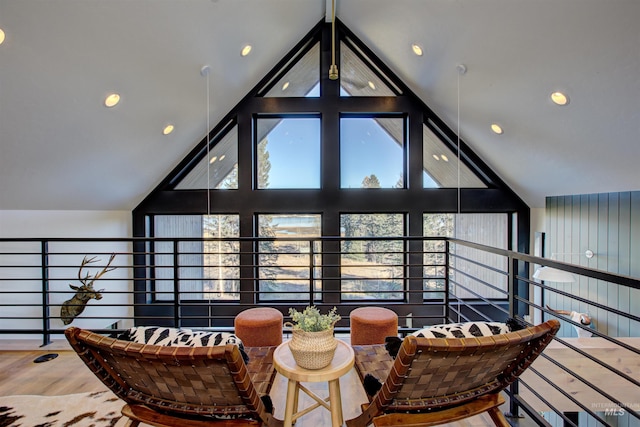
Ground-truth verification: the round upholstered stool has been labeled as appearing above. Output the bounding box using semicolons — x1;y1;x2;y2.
234;307;283;347
350;307;398;345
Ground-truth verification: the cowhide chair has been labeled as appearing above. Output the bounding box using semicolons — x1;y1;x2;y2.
65;326;283;427
346;319;560;427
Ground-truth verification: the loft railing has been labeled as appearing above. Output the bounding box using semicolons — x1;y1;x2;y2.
1;236;462;337
1;236;638;426
449;240;640;426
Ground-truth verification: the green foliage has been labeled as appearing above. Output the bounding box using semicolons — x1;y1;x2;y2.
288;306;341;332
257;138;271;189
361;174;381;188
341;213;404;264
217;165;238;189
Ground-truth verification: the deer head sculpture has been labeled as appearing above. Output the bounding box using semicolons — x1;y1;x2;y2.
60;254;116;325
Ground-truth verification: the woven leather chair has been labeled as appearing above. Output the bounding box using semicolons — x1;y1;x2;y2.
65;326;283;427
346;319;560;427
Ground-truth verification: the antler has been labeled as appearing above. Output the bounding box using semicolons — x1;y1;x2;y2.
78;254;116;286
78;256;97;284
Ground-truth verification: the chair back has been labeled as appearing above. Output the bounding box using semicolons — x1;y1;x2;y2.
65;326;273;421
373;319;560;411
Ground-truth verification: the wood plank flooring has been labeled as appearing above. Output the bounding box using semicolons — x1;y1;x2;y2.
0;347;501;426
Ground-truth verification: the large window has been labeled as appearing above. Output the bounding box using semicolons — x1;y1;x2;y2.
135;21;528;323
203;215;240;300
152;215;239;301
340;117;405;189
258;214;322;301
340;213;404;300
257;117;321;189
423;213;509;300
423;214;453;300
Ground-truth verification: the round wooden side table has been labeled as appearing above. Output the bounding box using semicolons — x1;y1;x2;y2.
273;339;355;427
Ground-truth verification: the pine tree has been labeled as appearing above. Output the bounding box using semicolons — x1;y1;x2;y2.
361;174;381;188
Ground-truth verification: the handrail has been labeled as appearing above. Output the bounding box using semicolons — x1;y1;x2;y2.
1;236;638;425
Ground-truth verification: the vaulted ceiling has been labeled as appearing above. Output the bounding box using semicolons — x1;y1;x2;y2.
1;0;638;211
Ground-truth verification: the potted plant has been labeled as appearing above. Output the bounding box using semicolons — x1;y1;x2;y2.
286;306;341;369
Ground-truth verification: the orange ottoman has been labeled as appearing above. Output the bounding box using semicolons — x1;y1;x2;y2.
350;307;398;345
234;307;283;347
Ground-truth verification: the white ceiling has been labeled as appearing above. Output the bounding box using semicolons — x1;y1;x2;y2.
1;0;638;211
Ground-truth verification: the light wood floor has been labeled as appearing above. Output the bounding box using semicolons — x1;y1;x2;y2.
0;346;503;426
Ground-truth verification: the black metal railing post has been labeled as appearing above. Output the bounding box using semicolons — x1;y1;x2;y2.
172;239;180;327
308;238;315;305
4;234;640;427
507;254;520;419
40;240;51;346
508;255;517;318
444;239;451;322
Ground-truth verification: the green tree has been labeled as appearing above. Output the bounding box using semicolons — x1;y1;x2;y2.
217;165;238;189
342;213;403;263
202;214;240;300
394;174;404;189
257;137;271;189
423;214;454;238
341;173;381;255
358;174;381;261
422;213;454;263
361;174;381;188
256;138;277;278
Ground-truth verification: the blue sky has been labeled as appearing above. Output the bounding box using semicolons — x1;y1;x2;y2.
264;117;404;189
340;118;403;188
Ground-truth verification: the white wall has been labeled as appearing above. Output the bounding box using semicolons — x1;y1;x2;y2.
529;207;546;324
0;210;131;238
0;210;133;339
530;207;546;246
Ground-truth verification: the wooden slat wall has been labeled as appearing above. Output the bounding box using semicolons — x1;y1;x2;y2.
154;215;204;300
544;191;639;427
545;191;640;338
453;213;508;300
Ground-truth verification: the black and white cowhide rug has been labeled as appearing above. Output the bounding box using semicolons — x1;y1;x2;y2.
0;391;150;427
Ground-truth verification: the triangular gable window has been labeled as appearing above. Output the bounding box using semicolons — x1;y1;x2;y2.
142;19;523;216
175;121;238;190
340;39;400;97
261;41;320;98
166;21;491;193
423;124;486;188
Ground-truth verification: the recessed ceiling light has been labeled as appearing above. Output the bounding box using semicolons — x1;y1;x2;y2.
411;44;423;56
219;155;226;161
241;45;252;57
209;156;218;164
432;154;440;161
491;123;504;135
368;81;376;90
282;81;290;91
551;91;569;106
0;29;5;45
104;93;120;107
163;124;174;135
441;154;449;162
